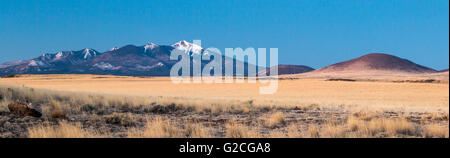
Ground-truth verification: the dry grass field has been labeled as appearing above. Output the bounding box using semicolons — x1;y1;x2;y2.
0;74;448;138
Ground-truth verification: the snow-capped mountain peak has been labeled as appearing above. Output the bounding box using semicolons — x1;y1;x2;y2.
144;42;159;52
172;40;203;54
83;48;92;53
110;47;119;51
81;48;97;59
55;52;64;58
172;40;189;47
41;53;53;60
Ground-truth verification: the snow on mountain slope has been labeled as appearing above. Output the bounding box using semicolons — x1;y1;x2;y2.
110;47;119;51
93;62;121;70
144;42;159;53
82;48;98;59
172;40;203;54
0;60;29;68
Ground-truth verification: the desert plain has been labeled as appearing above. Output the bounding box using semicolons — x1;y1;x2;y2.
0;74;449;138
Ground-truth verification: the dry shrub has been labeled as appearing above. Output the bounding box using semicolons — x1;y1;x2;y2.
346;117;372;137
297;104;318;111
128;117;184;138
127;118;211;138
48;99;67;119
225;120;247;138
240;105;251;113
267;130;287;138
225;120;261;138
28;121;100;138
367;119;387;134
280;118;421;138
383;119;417;136
353;110;377;121
263;111;285;128
422;124;449;138
184;121;212;138
286;124;302;138
0;101;8;112
344;117;419;137
320;124;348;138
210;105;224;114
365;118;417;137
421;113;449;121
306;125;320;138
347;117;365;132
0;95;10;112
51;109;67;119
104;113;136;127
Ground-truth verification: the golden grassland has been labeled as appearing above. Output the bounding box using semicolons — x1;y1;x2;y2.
1;74;448;111
0;74;448;138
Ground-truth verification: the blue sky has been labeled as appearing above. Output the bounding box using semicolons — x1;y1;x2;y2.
0;0;448;70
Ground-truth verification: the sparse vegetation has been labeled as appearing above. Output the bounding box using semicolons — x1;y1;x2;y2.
306;125;320;138
422;124;449;138
126;117;211;138
28;121;104;138
0;75;448;138
225;120;261;138
48;100;67;119
353;110;377;121
421;113;449;121
105;113;136;127
184;121;212;138
50;109;67;119
263;111;285;128
127;117;184;138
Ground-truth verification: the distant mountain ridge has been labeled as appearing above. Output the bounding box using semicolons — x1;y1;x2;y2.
0;48;100;75
259;65;314;76
0;41;257;76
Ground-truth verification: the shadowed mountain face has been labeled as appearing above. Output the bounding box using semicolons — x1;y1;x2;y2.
0;48;100;75
0;41;258;76
315;53;437;74
259;65;314;76
72;45;175;76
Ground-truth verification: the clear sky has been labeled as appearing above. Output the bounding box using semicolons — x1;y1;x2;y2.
0;0;448;70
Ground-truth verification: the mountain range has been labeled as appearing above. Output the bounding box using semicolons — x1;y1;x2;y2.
0;41;446;78
0;40;255;76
